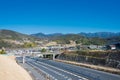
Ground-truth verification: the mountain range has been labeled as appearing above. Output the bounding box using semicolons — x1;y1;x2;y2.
0;29;120;46
31;32;120;45
31;32;120;39
0;29;120;40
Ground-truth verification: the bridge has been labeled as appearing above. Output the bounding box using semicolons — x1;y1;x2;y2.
6;48;61;63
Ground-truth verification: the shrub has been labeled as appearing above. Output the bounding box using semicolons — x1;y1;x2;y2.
0;49;6;54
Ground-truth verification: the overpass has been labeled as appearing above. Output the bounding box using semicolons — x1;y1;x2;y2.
7;48;62;61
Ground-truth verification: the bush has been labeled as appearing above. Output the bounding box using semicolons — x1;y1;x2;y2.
23;42;36;48
0;49;6;54
41;48;47;53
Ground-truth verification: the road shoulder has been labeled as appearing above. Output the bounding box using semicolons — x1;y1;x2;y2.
55;59;120;75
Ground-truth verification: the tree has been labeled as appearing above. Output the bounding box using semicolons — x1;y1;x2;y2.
76;45;81;50
65;40;70;44
0;49;6;54
41;48;46;53
23;42;36;48
75;40;81;44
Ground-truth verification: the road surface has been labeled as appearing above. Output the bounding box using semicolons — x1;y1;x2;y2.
16;57;120;80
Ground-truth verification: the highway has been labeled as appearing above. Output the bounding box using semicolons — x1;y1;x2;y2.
16;57;120;80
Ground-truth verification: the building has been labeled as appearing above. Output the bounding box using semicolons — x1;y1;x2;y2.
106;42;120;50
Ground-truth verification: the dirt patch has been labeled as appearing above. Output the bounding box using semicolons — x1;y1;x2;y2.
0;55;32;80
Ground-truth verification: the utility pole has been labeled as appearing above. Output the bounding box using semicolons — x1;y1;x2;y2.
23;55;25;64
22;51;26;64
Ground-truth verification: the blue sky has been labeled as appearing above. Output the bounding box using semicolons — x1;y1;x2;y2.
0;0;120;34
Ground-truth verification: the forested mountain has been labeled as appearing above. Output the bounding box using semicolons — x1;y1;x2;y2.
0;29;40;48
31;32;120;45
0;29;39;40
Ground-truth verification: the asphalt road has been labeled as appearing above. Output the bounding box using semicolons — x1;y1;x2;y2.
16;57;120;80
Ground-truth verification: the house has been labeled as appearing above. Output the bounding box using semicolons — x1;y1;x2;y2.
80;45;101;50
106;42;120;50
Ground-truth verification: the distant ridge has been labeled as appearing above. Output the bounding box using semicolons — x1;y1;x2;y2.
0;29;39;40
79;32;120;38
31;33;63;39
31;32;120;39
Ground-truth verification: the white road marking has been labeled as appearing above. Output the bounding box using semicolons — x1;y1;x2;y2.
27;62;53;80
33;62;66;79
36;61;89;80
68;78;72;80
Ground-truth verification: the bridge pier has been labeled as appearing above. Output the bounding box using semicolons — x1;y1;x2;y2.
53;54;55;60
